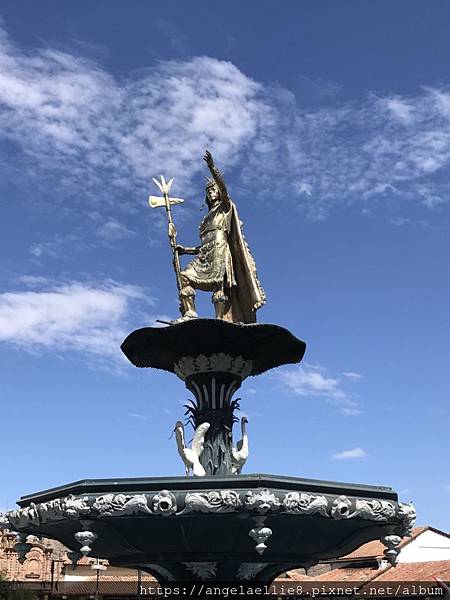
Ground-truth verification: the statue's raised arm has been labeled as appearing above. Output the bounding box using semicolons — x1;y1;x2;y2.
203;150;230;211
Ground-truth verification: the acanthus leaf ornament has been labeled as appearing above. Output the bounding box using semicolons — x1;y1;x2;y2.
183;561;218;580
181;490;241;514
396;502;416;537
283;492;329;516
147;564;176;582
64;495;91;519
7;503;40;529
236;562;267;580
93;494;151;516
174;356;196;380
351;499;396;521
174;353;253;381
209;353;233;372
194;354;210;372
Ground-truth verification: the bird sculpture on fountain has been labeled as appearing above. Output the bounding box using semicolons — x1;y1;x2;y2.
231;416;249;474
173;420;210;476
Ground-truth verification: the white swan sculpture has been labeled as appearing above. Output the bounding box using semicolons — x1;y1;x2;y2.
231;416;249;475
174;420;210;477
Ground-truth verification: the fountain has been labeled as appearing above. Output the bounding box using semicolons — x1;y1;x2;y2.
1;152;415;588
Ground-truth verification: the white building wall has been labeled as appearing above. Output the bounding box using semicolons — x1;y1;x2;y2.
398;530;450;563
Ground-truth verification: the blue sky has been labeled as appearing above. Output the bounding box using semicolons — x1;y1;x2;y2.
1;1;449;531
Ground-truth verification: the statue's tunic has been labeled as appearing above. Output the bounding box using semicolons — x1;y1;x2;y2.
183;199;266;323
183;204;236;290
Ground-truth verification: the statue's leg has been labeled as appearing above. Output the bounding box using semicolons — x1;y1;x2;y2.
212;283;229;320
179;273;198;319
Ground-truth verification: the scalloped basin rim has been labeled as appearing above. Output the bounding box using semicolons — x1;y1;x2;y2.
120;319;306;376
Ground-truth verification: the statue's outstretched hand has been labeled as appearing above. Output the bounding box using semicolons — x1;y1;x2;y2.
203;150;215;172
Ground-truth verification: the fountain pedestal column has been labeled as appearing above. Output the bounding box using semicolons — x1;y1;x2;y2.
121;318;306;476
184;371;242;475
176;355;253;475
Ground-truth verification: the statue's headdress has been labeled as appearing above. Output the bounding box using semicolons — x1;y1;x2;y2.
205;176;216;190
200;176;219;210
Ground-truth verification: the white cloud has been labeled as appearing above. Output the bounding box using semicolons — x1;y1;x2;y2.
29;233;86;259
1;22;450;219
0;280;151;362
332;447;367;460
96;217;136;242
342;371;363;380
445;485;450;493
243;86;450;218
389;216;410;226
0;22;270;204
127;413;148;421
29;215;136;258
297;74;341;104
417;184;448;209
276;364;361;416
381;96;414;124
296;182;313;196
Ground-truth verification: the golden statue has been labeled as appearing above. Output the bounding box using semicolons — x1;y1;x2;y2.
149;151;265;324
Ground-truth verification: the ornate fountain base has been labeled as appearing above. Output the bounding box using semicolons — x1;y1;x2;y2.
1;320;415;586
3;474;415;584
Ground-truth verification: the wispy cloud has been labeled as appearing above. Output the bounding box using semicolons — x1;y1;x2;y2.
29;233;87;259
95;217;136;242
296;74;342;106
0;279;152;362
245;86;450;219
342;371;363;381
276;364;361;416
332;447;367;460
445;485;450;493
28;214;136;259
1;21;450;220
0;22;269;205
127;413;148;421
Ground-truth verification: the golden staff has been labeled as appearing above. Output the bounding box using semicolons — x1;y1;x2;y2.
149;175;184;296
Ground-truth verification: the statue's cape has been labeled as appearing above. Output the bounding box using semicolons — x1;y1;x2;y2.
224;201;266;324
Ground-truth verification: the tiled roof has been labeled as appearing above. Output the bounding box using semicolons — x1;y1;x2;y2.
288;560;450;586
335;527;428;561
372;560;450;582
64;575;155;582
53;580;153;595
303;566;385;582
278;571;310;581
